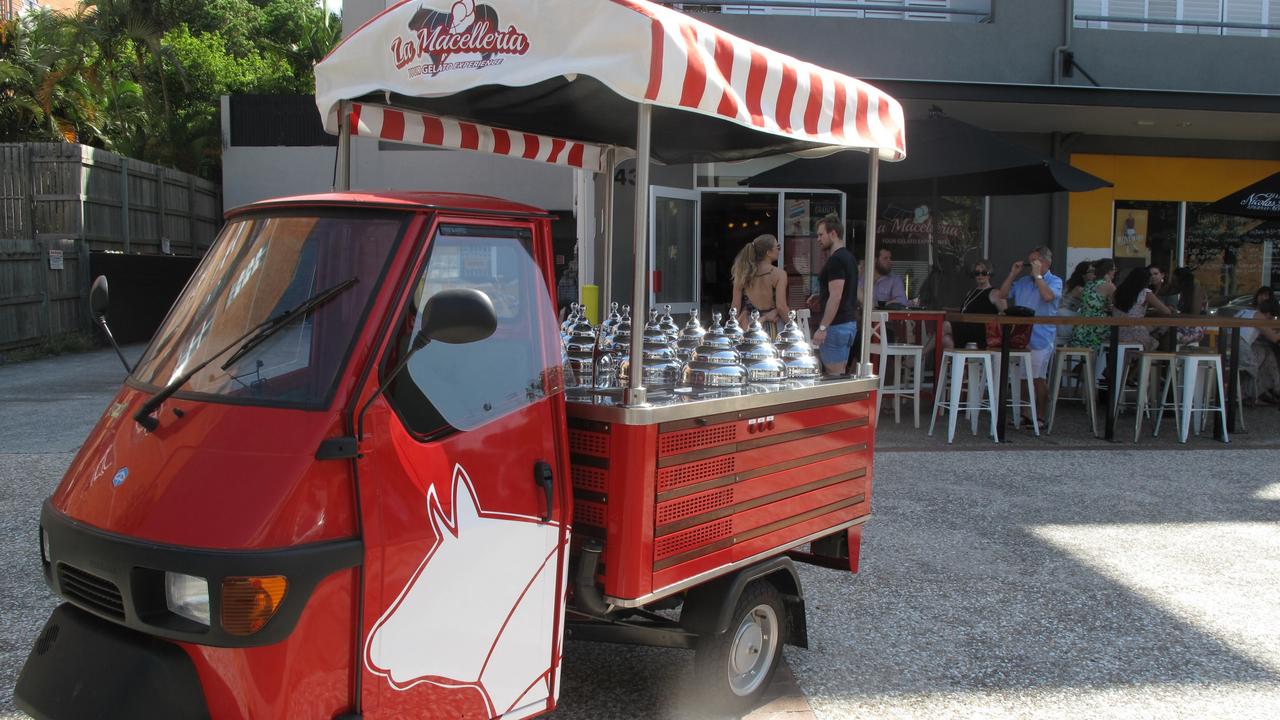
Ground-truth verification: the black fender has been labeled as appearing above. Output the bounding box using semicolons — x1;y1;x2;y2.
679;557;808;648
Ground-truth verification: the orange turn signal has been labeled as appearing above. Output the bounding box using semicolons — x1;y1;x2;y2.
220;575;288;636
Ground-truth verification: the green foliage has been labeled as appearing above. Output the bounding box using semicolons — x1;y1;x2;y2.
0;0;340;179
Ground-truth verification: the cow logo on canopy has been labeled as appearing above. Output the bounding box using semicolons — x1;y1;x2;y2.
391;1;530;76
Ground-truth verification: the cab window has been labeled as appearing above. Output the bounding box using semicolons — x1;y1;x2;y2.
384;224;562;437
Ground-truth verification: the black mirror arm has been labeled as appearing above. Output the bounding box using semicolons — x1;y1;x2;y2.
354;334;430;442
94;313;133;374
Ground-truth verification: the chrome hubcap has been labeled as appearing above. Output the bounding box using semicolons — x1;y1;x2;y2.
727;604;777;696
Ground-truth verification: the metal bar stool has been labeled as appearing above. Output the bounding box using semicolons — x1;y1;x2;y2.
989;350;1040;436
929;349;997;444
1132;351;1179;442
1110;342;1146;417
1175;350;1229;443
1046;346;1099;437
871;312;923;428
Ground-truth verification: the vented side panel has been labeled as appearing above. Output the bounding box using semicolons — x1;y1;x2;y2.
658;424;738;456
655;487;735;526
571;465;607;494
569;429;610;457
654;518;732;561
657;456;736;493
574;500;607;528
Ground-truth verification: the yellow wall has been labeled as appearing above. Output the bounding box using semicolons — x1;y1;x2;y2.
1067;154;1280;250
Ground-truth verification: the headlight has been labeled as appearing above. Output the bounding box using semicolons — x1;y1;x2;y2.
165;572;211;626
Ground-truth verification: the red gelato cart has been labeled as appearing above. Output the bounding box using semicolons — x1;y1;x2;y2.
16;1;906;718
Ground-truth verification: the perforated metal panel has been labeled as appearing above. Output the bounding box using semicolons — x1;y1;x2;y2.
654;518;733;560
657;455;735;493
658;424;737;456
571;465;608;494
656;487;735;526
574;500;607;528
569;429;610;457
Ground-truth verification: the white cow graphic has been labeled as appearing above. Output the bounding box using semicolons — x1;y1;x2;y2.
366;464;564;718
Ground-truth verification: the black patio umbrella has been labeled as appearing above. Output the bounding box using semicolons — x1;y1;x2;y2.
1205;171;1280;219
744;113;1112;196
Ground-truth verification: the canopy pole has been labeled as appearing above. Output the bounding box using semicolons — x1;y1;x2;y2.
860;151;879;377
602;148;616;311
625;107;652;407
335;101;351;191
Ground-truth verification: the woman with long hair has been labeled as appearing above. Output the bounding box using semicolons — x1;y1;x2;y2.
1112;266;1174;351
730;234;788;330
1174;267;1207;346
1062;260;1095;313
1057;260;1095;343
1070;259;1116;352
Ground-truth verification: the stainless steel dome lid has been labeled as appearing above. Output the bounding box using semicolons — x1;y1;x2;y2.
698;312;736;351
599;301;623;334
742;354;786;383
775;310;806;344
619;353;683;387
723;308;745;343
738;310;773;347
683;359;748;387
658;304;681;341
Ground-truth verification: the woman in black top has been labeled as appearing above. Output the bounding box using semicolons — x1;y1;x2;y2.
943;259;1005;349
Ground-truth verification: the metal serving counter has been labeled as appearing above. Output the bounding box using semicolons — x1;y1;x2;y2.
565;376;878;425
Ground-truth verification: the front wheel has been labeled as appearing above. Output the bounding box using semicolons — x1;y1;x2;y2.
692;580;787;715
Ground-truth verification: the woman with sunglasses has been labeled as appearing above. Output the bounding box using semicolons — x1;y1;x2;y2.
943;259;1005;349
730;233;789;333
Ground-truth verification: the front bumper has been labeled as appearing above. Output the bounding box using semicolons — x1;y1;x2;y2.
16;604;211;720
39;500;361;647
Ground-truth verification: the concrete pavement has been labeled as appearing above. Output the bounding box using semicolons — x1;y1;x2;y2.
3;347;1279;719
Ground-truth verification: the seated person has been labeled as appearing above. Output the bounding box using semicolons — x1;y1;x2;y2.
943;259;1006;349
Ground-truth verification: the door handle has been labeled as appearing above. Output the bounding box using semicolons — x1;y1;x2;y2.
534;461;555;523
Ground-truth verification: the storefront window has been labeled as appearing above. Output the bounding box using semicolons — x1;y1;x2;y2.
848;195;985;309
1185;203;1280;303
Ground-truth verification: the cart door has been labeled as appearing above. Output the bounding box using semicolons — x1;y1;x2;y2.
360;220;570;720
650;186;701;311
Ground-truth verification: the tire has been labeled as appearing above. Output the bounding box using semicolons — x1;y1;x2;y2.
692;580;787;716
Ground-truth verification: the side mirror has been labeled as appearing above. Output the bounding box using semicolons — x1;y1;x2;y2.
90;275;110;316
418;288;498;345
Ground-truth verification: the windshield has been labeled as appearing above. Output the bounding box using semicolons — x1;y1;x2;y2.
132;209;408;407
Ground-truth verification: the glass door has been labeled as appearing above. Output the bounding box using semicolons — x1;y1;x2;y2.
649;187;701;313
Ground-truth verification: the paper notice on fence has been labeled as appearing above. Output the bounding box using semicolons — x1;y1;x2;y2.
48;250;63;270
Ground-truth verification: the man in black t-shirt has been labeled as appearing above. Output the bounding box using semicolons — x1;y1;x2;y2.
807;213;862;375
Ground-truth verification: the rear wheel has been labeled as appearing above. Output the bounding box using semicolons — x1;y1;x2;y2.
692;580;787;715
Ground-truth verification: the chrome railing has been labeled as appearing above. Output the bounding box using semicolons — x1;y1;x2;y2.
1074;14;1280;35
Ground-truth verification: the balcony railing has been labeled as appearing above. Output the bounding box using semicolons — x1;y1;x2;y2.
663;1;993;23
1073;0;1278;37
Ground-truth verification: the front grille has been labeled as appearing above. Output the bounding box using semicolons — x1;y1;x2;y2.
58;564;126;621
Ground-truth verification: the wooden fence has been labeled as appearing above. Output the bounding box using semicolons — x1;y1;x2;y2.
0;143;221;351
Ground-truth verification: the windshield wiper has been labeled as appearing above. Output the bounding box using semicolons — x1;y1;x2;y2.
133;278;358;432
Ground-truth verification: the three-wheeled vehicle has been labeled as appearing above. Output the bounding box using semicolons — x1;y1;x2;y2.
15;1;906;718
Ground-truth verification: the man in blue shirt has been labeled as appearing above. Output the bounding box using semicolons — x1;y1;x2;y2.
995;246;1063;422
857;247;909;307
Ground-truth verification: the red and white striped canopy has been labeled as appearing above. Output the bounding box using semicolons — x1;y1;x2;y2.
316;0;906;165
349;103;609;172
